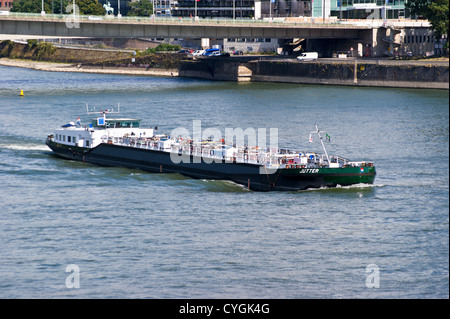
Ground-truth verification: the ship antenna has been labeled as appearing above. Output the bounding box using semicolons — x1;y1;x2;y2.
313;124;331;166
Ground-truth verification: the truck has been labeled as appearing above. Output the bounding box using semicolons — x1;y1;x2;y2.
296;52;319;61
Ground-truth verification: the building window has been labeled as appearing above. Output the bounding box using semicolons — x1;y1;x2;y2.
68;136;71;143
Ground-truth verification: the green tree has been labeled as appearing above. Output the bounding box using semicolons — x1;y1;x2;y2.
11;0;52;13
406;0;449;40
11;0;105;15
127;0;153;17
76;0;105;15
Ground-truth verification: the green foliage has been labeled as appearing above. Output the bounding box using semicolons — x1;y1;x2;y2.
406;0;430;16
144;44;181;54
76;0;105;15
0;40;16;57
406;0;449;40
24;39;38;53
11;0;49;13
34;42;56;60
27;39;38;47
11;0;105;15
127;0;153;17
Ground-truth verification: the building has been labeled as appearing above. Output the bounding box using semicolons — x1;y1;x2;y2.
0;0;13;11
94;0;410;20
313;0;410;20
154;0;173;16
172;0;255;18
171;0;313;18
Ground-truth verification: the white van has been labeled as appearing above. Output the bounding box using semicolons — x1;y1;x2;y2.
189;50;205;57
297;52;319;61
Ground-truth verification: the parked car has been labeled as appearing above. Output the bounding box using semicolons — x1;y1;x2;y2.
178;49;192;54
233;50;244;55
202;48;220;56
297;52;319;61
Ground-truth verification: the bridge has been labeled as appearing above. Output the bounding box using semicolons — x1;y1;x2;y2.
0;13;433;57
0;13;376;40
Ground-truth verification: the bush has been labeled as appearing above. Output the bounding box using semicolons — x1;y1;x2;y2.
145;44;181;54
34;42;56;60
0;40;15;57
23;39;38;53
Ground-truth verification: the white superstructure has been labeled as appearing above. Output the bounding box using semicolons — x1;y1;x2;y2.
52;106;154;149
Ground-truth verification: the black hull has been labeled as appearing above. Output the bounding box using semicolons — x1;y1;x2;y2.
46;140;375;191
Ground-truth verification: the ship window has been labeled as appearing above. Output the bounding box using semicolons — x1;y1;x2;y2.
68;136;71;142
63;135;65;142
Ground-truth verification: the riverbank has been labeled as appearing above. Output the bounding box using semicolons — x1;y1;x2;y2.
1;40;447;89
0;40;182;76
250;58;449;89
0;58;179;77
180;57;449;89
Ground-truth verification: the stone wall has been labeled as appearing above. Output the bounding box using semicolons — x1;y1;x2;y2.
179;58;449;89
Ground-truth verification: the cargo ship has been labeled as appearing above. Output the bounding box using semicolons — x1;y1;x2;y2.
45;106;376;191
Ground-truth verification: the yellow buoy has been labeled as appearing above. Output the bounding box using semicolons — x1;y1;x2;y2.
20;90;24;97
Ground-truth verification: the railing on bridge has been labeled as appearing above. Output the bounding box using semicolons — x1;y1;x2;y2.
0;11;431;29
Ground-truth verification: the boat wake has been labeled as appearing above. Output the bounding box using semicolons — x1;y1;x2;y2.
302;183;384;192
200;179;251;193
1;143;50;152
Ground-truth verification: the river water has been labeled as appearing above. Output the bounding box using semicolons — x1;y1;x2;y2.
0;65;448;299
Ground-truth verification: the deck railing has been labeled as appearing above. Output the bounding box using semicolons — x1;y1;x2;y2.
107;137;355;168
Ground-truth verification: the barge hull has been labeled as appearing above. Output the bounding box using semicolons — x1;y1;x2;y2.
46;140;376;191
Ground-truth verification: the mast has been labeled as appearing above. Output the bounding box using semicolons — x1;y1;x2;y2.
313;124;330;165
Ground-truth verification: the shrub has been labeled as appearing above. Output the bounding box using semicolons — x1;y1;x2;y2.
0;40;15;57
145;44;181;54
34;42;56;60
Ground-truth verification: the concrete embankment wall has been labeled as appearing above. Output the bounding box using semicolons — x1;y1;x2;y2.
180;58;449;90
179;59;243;81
